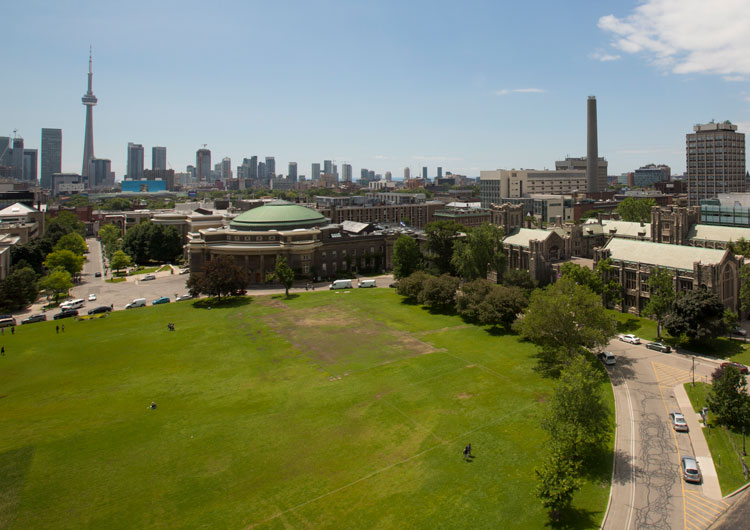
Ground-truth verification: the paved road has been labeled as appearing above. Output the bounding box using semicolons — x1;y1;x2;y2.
603;341;733;530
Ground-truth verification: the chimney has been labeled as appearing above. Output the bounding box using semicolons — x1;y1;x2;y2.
587;96;598;193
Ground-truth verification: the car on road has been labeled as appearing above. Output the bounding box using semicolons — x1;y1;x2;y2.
721;362;749;375
0;315;16;327
94;272;102;277
175;294;193;301
646;341;671;353
681;456;702;484
669;412;689;432
88;293;96;301
87;306;112;315
731;326;747;336
597;351;616;365
179;268;189;275
152;296;170;305
53;309;78;320
618;334;641;344
142;274;156;281
22;313;47;324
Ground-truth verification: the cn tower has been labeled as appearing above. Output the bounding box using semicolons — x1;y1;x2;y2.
81;47;97;179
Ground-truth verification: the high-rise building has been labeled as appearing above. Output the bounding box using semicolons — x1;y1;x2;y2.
0;137;10;167
361;168;369;180
88;158;114;189
437;167;443;179
23;149;38;183
324;160;333;176
152;146;167;170
687;121;746;205
41;128;62;189
248;156;258;180
385;171;392;182
11;138;24;178
342;163;352;182
288;162;298;182
555;156;607;192
404;167;410;179
258;162;267;181
265;156;276;177
126;143;144;180
196;148;211;181
81;49;98;180
422;167;428;179
221;157;232;180
311;163;321;181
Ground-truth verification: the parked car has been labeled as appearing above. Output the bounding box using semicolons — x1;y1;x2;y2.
232;289;247;296
22;313;47;324
358;279;377;288
88;306;112;315
125;298;147;309
94;272;102;278
142;274;156;281
681;456;702;484
597;351;616;365
731;326;747;336
53;309;78;320
175;294;193;301
646;341;671;353
152;296;170;305
618;334;641;344
720;362;749;375
88;293;97;301
669;412;689;432
179;268;190;275
0;315;17;327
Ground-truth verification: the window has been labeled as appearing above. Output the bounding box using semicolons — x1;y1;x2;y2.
625;271;637;290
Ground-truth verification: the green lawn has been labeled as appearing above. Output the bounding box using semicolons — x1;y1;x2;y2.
1;290;613;529
684;383;750;495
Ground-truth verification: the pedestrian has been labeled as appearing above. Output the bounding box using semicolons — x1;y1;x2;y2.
1;346;4;356
110;304;113;310
61;324;65;333
150;401;157;410
56;325;59;334
10;326;14;335
463;444;472;461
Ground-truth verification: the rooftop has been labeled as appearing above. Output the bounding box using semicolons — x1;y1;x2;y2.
604;238;727;270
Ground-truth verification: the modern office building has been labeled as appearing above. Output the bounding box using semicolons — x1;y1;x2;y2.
88;158;114;189
422;167;428;179
41;128;62;189
126;143;144;180
687;121;746;206
633;164;670;188
437;167;443;179
385;171;392;182
265;157;276;177
152;146;167;170
258;162;266;182
221;157;232;180
288;162;298;182
311;163;321;181
555;156;607;192
81;49;98;180
23;149;37;183
479;169;587;208
404;167;410;179
341;163;352;182
196;148;211;181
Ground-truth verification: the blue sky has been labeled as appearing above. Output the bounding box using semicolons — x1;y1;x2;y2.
3;0;750;180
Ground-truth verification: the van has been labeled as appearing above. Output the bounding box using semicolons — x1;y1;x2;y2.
358;279;376;288
125;298;147;309
0;314;16;328
60;298;85;310
330;279;353;290
597;351;616;365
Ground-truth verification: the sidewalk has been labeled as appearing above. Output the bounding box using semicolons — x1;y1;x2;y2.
674;383;723;499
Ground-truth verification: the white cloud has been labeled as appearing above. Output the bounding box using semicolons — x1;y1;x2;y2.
724;75;747;82
494;88;546;96
598;0;750;76
591;49;621;62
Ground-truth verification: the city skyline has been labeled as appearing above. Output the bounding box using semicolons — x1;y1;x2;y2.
2;0;749;181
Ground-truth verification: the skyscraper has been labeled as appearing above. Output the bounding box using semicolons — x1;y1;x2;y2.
258;161;266;181
288;162;298;182
422;167;427;179
81;48;98;180
196;148;211;181
265;156;276;177
23;149;38;183
221;157;232;180
88;158;114;189
687;121;746;205
152;146;167;170
248;156;258;180
41;128;62;189
403;167;410;179
342;163;352;182
385;171;392;182
437;167;442;179
324;160;333;176
311;163;321;181
126;143;144;180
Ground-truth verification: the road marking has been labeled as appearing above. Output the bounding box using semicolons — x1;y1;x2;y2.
623;381;636;530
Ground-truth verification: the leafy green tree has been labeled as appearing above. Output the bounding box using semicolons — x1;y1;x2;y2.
266;256;295;296
99;224;122;259
456;279;527;328
513;278;616;373
395;271;433;303
100;197;133;211
0;267;38;311
54;232;88;255
456;279;494;322
724;309;739;337
664;287;727;342
122;221;182;264
728;238;750;258
450;224;506;281
502;268;537;294
708;364;750;431
38;268;73;302
642;267;675;338
560;262;601;293
535;449;582;520
46;211;85;241
594;258;622;308
10;238;52;274
739;265;750;316
424;220;463;275
392;235;422;279
187;255;247;300
615;197;656;222
44;249;84;277
420;274;459;311
110;250;132;275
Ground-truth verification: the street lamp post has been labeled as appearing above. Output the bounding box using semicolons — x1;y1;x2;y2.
692;356;695;386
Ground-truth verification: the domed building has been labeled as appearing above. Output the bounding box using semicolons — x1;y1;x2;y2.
187;200;396;284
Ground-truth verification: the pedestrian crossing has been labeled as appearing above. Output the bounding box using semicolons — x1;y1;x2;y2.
652;361;695;389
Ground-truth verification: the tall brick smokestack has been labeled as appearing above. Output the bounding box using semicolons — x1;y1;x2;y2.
587;96;598;193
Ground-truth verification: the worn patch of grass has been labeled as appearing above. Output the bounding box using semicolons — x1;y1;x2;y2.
105;277;126;283
684;383;750;495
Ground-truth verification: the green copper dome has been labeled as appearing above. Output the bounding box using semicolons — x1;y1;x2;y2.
229;200;327;231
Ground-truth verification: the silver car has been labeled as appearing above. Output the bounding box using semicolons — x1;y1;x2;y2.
681;456;702;483
670;412;688;432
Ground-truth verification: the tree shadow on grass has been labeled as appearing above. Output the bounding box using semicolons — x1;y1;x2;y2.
615;317;641;334
270;294;300;300
0;445;34;529
421;305;457;317
544;507;599;530
193;296;253;309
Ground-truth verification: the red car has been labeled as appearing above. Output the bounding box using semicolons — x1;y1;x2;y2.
721;362;749;375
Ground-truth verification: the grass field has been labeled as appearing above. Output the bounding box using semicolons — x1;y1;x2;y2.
1;290;613;529
684;383;750;495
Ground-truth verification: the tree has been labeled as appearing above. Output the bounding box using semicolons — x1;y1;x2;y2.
392;235;422;279
98;224;122;259
110;250;132;275
450;224;506;281
122;222;151;264
54;232;88;255
502;268;537;293
396;271;433;303
10;238;52;274
724;309;739;337
456;279;494;322
44;249;84;277
267;256;295;296
46;211;85;241
664;287;727;342
708;365;750;431
187;255;247;300
728;238;750;258
424;220;463;275
0;267;38;311
38;268;73;302
122;221;182;264
615;197;656;222
560;262;601;293
595;258;622;308
456;279;527;328
513;278;616;372
535;450;582;520
739;265;750;317
420;274;459;311
642;267;675;338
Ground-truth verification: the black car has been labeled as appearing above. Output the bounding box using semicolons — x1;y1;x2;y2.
21;313;47;324
53;309;78;320
88;306;112;315
94;272;102;278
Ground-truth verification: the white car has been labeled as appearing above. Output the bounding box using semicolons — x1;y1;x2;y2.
619;334;641;344
88;293;96;301
670;412;689;432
